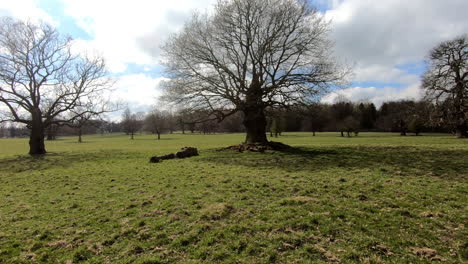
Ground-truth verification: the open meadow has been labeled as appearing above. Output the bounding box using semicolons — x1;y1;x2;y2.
0;132;467;263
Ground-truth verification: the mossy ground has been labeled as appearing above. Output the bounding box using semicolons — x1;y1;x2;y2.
0;132;466;263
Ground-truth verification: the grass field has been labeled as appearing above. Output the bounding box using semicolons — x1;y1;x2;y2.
0;132;467;263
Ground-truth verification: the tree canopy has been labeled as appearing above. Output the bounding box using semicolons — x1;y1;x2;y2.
422;34;468;138
162;0;349;144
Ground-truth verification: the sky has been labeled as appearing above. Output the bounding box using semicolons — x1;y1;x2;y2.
1;0;467;116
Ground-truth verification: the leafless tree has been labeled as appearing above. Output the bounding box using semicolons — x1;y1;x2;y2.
66;95;120;143
162;0;349;145
422;35;467;138
0;17;114;154
121;108;143;139
144;109;167;140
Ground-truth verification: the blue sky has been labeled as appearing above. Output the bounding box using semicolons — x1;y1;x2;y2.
1;0;467;114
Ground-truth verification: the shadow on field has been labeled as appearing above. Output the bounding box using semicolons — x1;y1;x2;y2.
201;145;468;180
0;151;132;173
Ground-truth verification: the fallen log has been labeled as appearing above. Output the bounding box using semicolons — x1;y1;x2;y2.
149;147;198;163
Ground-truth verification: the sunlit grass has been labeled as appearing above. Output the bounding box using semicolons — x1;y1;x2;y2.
0;132;466;263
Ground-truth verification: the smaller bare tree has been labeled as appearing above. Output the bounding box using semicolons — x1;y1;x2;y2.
121;108;143;140
144;109;167;140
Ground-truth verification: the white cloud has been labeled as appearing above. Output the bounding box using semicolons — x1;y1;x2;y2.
354;64;419;84
325;0;468;68
321;84;423;107
319;0;468;103
113;73;167;108
0;0;57;25
61;0;216;73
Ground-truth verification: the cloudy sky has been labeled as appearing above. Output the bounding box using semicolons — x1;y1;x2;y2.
1;0;467;114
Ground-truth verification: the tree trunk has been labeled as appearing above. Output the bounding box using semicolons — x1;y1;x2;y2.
46;125;56;140
313;131;316;136
157;132;161;140
242;106;268;144
399;119;406;136
340;131;344;137
29;119;46;155
455;123;467;138
131;132;134;140
78;127;82;143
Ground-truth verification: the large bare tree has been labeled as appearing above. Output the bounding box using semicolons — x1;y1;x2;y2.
0;18;113;154
422;35;467;138
162;0;349;145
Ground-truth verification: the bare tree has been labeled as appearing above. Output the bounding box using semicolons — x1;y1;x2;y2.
144;109;166;140
422;35;467;138
162;0;349;146
121;108;143;139
304;103;329;136
0;122;6;138
0;18;113;154
67;97;119;143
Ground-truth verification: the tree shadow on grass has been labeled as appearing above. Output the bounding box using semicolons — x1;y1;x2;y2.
0;151;133;173
201;145;468;181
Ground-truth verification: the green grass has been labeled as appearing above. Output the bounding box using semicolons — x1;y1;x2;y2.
0;132;467;263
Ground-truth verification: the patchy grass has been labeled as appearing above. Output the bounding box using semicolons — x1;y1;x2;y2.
0;132;467;263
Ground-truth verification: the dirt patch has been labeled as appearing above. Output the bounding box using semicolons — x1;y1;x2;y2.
369;243;394;256
280;196;317;206
419;211;444;218
47;240;72;249
200;203;234;220
412;248;445;261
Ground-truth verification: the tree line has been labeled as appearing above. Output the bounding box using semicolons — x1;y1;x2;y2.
113;98;450;140
0;97;460;141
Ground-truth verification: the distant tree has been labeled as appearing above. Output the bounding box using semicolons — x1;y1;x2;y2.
331;97;354;137
408;117;424;136
219;111;244;133
165;112;177;134
422;35;467;138
0;123;5;137
73;115;98;143
200;119;219;134
342;116;359;137
162;0;349;146
358;102;377;130
0;18;113;154
8;124;17;138
144;110;167;140
121;108;143;139
71;96;119;142
46;124;59;140
376;101;414;135
267;109;286;137
304;103;329;136
269;118;280;137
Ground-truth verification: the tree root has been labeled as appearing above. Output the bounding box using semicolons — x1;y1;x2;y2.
220;141;291;152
